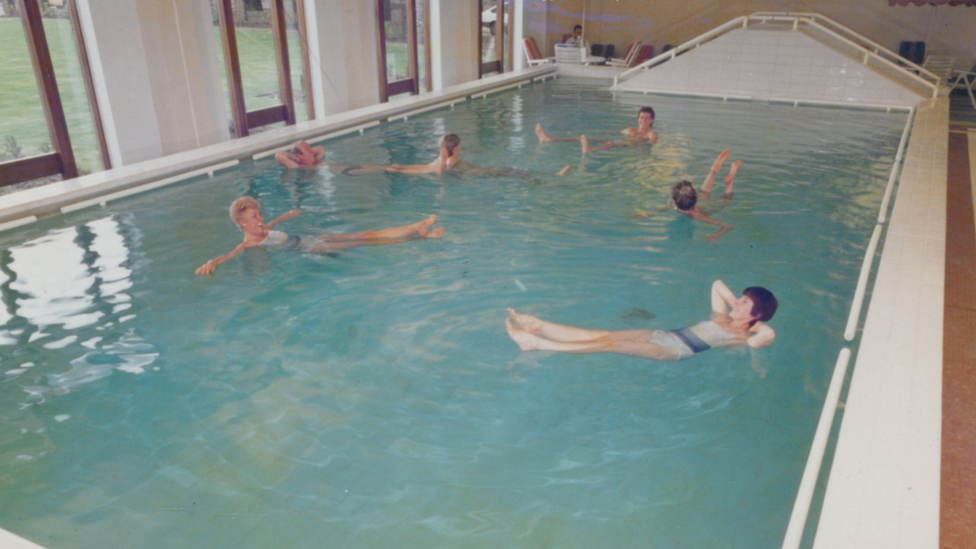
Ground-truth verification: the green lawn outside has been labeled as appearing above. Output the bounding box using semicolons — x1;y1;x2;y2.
0;17;102;174
0;17;316;174
0;16;430;174
219;25;309;125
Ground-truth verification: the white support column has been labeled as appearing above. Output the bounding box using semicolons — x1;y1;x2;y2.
75;0;228;167
304;0;381;117
429;0;479;91
512;0;525;71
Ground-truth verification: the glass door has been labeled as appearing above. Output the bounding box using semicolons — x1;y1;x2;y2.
376;0;428;102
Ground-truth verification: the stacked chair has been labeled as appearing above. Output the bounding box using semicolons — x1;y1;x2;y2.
607;41;644;68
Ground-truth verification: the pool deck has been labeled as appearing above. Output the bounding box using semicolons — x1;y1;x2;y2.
813;97;948;548
0;69;972;549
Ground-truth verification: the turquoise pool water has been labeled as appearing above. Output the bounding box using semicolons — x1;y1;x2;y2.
0;79;906;548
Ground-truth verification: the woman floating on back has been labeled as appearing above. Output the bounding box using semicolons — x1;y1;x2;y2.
275;140;396;175
506;279;776;360
195;197;443;275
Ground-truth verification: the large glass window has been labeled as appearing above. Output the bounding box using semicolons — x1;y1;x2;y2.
376;0;429;102
212;0;310;137
479;0;511;77
0;0;107;190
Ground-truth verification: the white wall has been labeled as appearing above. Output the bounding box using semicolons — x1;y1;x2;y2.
76;0;229;167
529;0;976;70
305;0;381;117
430;0;480;90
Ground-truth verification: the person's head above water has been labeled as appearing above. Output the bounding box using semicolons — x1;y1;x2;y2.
670;180;697;211
638;106;655;128
291;141;319;166
742;286;778;326
439;134;461;157
229;196;260;226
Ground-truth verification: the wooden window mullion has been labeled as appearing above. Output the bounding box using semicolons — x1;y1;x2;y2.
375;0;389;103
217;0;249;137
295;0;314;119
270;0;295;125
17;0;77;179
405;0;418;95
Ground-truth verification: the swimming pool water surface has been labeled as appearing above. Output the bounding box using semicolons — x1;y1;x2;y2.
0;79;907;548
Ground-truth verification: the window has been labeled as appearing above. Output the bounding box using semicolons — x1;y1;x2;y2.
479;0;511;77
0;0;108;189
213;0;312;137
376;0;430;102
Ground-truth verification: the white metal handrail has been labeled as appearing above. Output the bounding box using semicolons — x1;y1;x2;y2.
781;348;851;549
614;16;748;85
614;13;940;99
949;69;976;111
750;12;941;83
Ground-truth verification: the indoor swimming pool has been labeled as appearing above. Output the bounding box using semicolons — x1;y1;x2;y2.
0;79;908;548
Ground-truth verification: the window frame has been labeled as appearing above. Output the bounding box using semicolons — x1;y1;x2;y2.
375;0;428;102
0;0;106;188
215;0;308;137
478;0;508;77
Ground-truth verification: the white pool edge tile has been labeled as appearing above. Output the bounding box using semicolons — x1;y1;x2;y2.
0;528;48;549
813;98;946;549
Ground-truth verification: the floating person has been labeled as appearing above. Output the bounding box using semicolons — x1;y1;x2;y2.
275;140;394;175
535;106;658;155
390;134;571;183
632;148;742;243
505;280;777;361
195;197;443;275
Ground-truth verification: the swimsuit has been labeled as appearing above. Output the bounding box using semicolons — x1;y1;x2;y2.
259;230;322;252
648;320;735;360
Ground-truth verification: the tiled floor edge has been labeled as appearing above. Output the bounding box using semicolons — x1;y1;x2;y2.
940;125;976;548
813;99;947;549
0;528;48;549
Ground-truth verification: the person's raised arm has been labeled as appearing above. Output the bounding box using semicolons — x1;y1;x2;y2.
266;210;300;230
275;151;301;169
747;322;775;349
195;242;249;276
711;279;736;316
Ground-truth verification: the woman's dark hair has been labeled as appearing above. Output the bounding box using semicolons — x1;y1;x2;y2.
743;287;778;325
